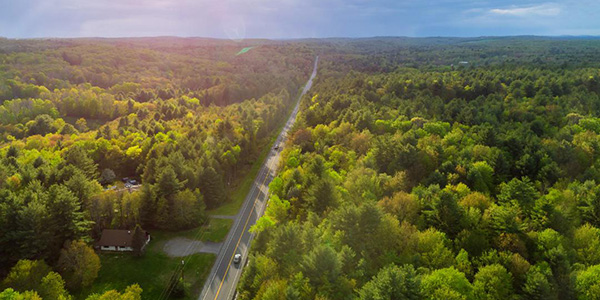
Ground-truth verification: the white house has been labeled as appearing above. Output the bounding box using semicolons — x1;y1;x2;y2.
96;229;150;252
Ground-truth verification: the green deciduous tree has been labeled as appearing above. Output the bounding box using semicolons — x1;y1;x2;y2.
59;124;78;135
28;114;57;136
421;267;473;300
473;264;514;300
237;254;279;300
455;249;473;279
0;289;42;300
573;223;600;266
98;169;116;186
378;191;420;224
75;118;88;132
264;194;290;224
416;228;455;269
56;240;100;290
359;264;421;300
2;260;51;292
84;284;142;300
468;161;495;194
522;263;557;300
498;177;539;211
38;271;71;300
574;264;600;300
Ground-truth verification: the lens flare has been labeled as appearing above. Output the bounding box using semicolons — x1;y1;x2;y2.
221;15;246;42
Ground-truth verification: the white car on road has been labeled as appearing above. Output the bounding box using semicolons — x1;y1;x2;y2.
233;254;242;265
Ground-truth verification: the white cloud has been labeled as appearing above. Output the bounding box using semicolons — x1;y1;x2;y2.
490;3;561;17
4;0;596;38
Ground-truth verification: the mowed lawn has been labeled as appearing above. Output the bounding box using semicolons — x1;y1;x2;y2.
179;218;233;243
77;218;232;299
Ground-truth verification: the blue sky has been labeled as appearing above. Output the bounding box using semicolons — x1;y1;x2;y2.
1;0;599;38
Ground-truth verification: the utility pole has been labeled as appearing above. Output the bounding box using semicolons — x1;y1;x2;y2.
181;260;185;281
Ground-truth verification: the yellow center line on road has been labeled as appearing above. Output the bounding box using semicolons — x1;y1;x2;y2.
207;56;315;300
211;150;277;300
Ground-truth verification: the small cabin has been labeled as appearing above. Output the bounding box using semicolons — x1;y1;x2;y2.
96;229;150;252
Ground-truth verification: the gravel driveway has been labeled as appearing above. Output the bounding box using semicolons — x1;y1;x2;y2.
162;237;222;257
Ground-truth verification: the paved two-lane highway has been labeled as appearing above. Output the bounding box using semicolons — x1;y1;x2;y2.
198;56;319;300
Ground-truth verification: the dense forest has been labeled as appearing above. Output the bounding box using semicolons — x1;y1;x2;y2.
6;36;600;299
238;37;600;300
0;38;313;298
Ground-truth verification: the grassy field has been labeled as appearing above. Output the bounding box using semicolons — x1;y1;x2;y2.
179;218;233;243
78;218;233;300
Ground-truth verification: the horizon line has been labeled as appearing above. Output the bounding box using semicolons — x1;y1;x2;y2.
3;34;600;41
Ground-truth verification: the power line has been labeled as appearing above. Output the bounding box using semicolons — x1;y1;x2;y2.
157;217;211;300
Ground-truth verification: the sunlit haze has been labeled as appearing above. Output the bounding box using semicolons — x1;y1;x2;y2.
2;0;600;38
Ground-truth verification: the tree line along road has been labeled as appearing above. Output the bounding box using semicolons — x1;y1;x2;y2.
198;56;319;300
